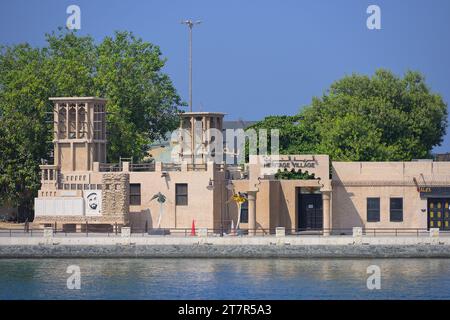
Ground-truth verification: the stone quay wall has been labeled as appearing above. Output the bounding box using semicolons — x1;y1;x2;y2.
1;244;450;258
1;234;450;258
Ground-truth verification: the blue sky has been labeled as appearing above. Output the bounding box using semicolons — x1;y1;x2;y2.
0;0;449;152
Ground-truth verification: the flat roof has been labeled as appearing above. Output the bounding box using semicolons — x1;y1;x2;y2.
181;112;226;116
223;120;257;129
49;97;107;102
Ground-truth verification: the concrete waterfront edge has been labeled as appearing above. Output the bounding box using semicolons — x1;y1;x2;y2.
1;234;450;258
1;244;450;258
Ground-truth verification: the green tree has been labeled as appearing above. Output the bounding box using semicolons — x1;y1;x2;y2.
0;44;51;220
95;31;182;160
44;29;183;160
252;69;448;161
0;29;183;221
249;115;318;155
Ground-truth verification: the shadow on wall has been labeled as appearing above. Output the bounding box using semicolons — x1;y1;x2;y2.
130;208;153;231
256;222;265;233
278;187;292;231
332;170;363;233
163;174;171;189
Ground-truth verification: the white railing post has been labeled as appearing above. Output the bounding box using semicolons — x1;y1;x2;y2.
353;227;363;245
429;228;439;244
275;227;286;238
43;227;54;245
121;227;131;245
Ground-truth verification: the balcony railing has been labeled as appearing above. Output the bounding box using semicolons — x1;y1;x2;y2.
99;163;122;172
1;226;447;238
161;163;181;171
95;161;221;173
130;163;155;172
187;163;207;171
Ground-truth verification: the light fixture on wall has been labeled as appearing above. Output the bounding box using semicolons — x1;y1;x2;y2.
161;171;168;178
206;178;215;191
252;176;262;192
208;178;233;189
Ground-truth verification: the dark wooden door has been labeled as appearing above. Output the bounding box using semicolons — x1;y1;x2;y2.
298;193;323;230
428;198;450;230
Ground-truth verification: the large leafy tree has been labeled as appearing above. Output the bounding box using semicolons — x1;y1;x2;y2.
249;115;318;155
0;29;183;221
252;69;448;161
95;32;182;160
0;44;51;221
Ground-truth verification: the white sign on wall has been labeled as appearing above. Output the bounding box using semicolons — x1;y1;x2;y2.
35;198;84;217
252;155;329;180
84;190;102;216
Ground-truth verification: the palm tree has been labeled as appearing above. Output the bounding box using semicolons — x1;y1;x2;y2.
150;192;166;229
232;193;247;230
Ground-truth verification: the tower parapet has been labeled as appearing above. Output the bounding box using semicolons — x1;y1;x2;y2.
178;112;225;164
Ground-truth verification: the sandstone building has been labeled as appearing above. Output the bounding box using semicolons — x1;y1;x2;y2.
34;97;450;234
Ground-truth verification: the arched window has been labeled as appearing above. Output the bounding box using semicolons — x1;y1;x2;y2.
78;105;86;138
58;104;67;139
68;104;76;139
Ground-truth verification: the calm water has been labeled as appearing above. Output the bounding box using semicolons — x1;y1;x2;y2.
0;258;449;299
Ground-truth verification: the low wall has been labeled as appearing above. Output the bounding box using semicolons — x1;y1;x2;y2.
1;235;450;258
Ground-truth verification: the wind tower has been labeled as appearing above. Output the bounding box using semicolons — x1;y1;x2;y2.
178;112;225;164
50;97;107;172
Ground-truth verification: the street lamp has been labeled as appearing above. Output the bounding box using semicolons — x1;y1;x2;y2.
181;19;201;112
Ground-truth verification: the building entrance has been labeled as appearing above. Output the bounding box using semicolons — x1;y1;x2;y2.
428;198;450;230
298;193;323;230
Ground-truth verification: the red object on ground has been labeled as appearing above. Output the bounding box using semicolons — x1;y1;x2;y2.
190;219;196;236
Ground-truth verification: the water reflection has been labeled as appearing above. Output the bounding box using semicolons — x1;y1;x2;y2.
0;258;449;299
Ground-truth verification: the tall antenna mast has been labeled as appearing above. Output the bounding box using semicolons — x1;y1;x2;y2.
181;19;201;112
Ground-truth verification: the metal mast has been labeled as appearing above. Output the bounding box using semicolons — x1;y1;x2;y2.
181;19;201;112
